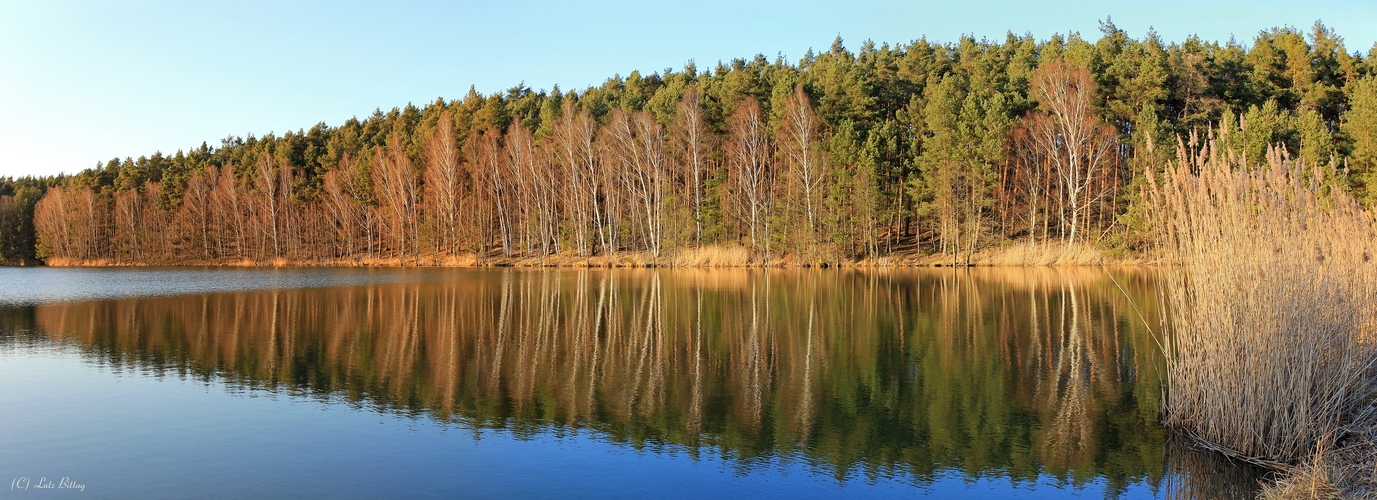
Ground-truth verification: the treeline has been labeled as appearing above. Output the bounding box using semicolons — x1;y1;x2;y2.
25;21;1377;265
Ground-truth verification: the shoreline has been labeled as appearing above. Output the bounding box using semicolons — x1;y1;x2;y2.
29;242;1158;269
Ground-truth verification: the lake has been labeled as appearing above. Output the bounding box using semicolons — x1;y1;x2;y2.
0;267;1262;498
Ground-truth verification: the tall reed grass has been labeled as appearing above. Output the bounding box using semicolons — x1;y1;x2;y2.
1148;133;1377;472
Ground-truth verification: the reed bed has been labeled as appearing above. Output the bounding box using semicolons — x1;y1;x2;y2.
1148;133;1377;485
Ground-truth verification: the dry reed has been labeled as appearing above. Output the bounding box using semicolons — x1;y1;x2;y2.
1257;443;1346;500
1148;132;1377;477
977;240;1119;266
666;245;754;267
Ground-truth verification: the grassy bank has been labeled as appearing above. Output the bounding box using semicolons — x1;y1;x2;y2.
1150;134;1377;497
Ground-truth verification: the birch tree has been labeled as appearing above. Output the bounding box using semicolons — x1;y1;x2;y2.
727;97;773;256
1024;59;1118;248
776;85;824;259
423;110;463;257
672;88;710;247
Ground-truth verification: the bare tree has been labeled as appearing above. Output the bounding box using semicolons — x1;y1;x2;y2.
211;162;246;260
551;100;602;257
631;111;667;258
1023;59;1118;247
672;88;710;247
181;166;216;260
502;118;560;259
33;187;72;260
504;120;537;257
255;153;282;259
40;186;106;261
727;97;773;256
472;128;510;258
113;189;142;262
141;182;168;262
372;136;419;264
776;85;824;258
424;111;463;258
322;165;357;260
277;161;297;260
1011;127;1048;247
602;109;669;257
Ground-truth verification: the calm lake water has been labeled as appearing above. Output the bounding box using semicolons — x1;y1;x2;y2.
0;267;1262;498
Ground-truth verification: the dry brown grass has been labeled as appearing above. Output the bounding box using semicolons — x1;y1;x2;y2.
1259;444;1348;500
982;240;1120;266
41;257;118;267
666;245;754;267
1257;428;1377;499
898;240;1147;267
1149;134;1377;490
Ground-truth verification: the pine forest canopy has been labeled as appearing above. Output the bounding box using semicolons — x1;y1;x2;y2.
7;20;1377;266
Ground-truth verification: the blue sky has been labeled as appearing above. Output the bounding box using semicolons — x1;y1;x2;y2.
1;0;1375;178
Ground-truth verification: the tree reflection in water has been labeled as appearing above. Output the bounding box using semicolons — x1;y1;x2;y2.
11;268;1261;497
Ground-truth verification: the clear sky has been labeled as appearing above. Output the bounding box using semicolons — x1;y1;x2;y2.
2;0;1375;178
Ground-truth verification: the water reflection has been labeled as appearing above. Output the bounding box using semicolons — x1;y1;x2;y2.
4;268;1258;497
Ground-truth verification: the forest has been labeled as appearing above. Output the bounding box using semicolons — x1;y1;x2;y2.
5;20;1377;266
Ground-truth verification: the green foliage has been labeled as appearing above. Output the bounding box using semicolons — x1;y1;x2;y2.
1240;99;1294;166
1343;76;1377;203
0;177;55;264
